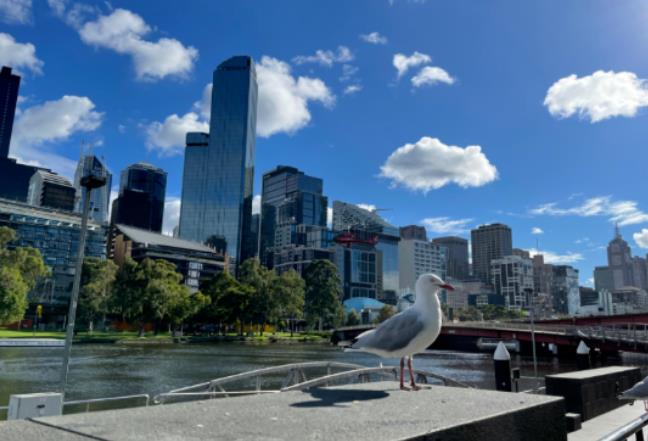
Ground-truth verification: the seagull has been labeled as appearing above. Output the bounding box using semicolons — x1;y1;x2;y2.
619;376;648;411
348;273;453;391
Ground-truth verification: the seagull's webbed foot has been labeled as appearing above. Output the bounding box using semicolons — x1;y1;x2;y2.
410;384;421;391
644;400;648;412
400;384;411;391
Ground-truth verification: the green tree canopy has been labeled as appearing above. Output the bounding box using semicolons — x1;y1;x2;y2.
346;310;360;326
0;227;49;324
79;257;118;332
239;258;276;334
375;305;396;324
272;269;305;335
303;260;344;330
201;271;253;335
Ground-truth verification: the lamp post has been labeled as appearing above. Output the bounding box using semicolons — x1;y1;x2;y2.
60;171;106;395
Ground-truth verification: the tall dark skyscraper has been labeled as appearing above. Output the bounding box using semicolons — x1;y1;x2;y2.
260;165;327;264
432;236;469;280
470;223;513;284
0;66;19;158
179;56;258;264
111;162;167;233
0;66;44;202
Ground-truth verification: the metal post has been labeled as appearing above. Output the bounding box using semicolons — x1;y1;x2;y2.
494;341;512;392
60;188;92;394
527;289;539;388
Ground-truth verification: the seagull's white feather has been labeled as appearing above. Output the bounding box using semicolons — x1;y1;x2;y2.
350;273;444;359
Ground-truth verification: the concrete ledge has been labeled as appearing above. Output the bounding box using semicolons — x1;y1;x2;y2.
0;382;567;441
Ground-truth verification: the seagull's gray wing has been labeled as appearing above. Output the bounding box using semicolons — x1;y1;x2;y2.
621;380;648;399
351;308;424;353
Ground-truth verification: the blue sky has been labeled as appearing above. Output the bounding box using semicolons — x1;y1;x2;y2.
2;0;648;285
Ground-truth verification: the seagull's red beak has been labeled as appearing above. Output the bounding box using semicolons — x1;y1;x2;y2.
440;283;455;291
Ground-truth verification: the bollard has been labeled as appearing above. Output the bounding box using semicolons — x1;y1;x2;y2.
494;341;512;392
576;340;590;370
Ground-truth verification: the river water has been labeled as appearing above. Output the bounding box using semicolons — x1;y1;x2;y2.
0;342;596;407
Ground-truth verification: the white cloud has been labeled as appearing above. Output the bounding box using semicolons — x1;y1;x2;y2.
0;33;43;74
421;217;472;235
162;197;181;236
339;64;359;82
252;194;261;215
148;56;334;151
0;0;31;24
145;112;208;156
544;70;648;123
527;248;584;265
360;32;387;45
47;0;98;28
411;66;454;87
343;84;362;95
293;46;353;67
393;51;431;78
10;95;103;177
634;229;648;249
357;203;377;212
531;196;648;227
380;136;498;192
327;207;333;228
256;56;335;137
531;227;544;235
78;8;198;81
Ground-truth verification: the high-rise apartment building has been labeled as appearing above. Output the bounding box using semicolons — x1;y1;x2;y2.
490;255;534;309
74;155;112;223
27;170;76;211
552;265;580;315
332;201;400;303
399;239;447;294
471;223;512;284
259;166;327;265
399;225;427;241
432;236;469;280
111;162;166;233
0;66;44;202
179;56;258;264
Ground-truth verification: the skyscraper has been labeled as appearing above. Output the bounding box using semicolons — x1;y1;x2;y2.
111;162;166;232
179;56;258;264
260;165;327;264
399;225;427;241
471;223;512;284
0;66;19;159
0;66;44;202
74;155;112;223
432;236;469;280
27;170;76;211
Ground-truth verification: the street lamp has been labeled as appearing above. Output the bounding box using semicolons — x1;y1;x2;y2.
60;169;107;395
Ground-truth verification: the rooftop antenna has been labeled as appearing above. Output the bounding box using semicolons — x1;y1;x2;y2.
614;222;621;239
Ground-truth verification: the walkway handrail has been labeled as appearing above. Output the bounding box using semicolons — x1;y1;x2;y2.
63;393;150;408
597;411;648;441
167;361;365;394
281;366;472;392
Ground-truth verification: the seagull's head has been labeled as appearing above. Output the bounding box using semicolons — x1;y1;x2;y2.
415;273;455;298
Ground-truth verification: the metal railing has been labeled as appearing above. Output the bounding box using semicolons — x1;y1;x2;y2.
154;361;471;404
598;411;648;441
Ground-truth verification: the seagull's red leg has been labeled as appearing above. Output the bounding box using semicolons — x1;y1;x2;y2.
407;356;420;391
400;357;409;390
644;400;648;412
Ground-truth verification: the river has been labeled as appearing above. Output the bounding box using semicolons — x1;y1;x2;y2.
0;342;597;407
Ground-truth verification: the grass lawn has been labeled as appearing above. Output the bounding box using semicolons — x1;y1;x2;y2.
0;328;330;342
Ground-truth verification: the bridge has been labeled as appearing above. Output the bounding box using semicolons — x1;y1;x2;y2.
333;320;648;357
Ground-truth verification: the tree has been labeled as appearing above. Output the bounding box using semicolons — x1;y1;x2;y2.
375;305;396;324
166;290;210;336
303;260;344;331
201;271;253;335
346;310;360;326
272;269;305;336
0;227;49;325
0;267;29;324
239;258;276;335
111;258;192;336
79;257;117;332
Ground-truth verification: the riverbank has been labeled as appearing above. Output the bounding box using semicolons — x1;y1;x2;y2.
0;329;330;345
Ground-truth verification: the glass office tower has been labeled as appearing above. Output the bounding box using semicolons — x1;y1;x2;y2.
260;165;327;265
179;56;258;264
111;162;167;233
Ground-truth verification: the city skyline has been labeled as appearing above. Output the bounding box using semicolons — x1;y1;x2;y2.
2;1;648;285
